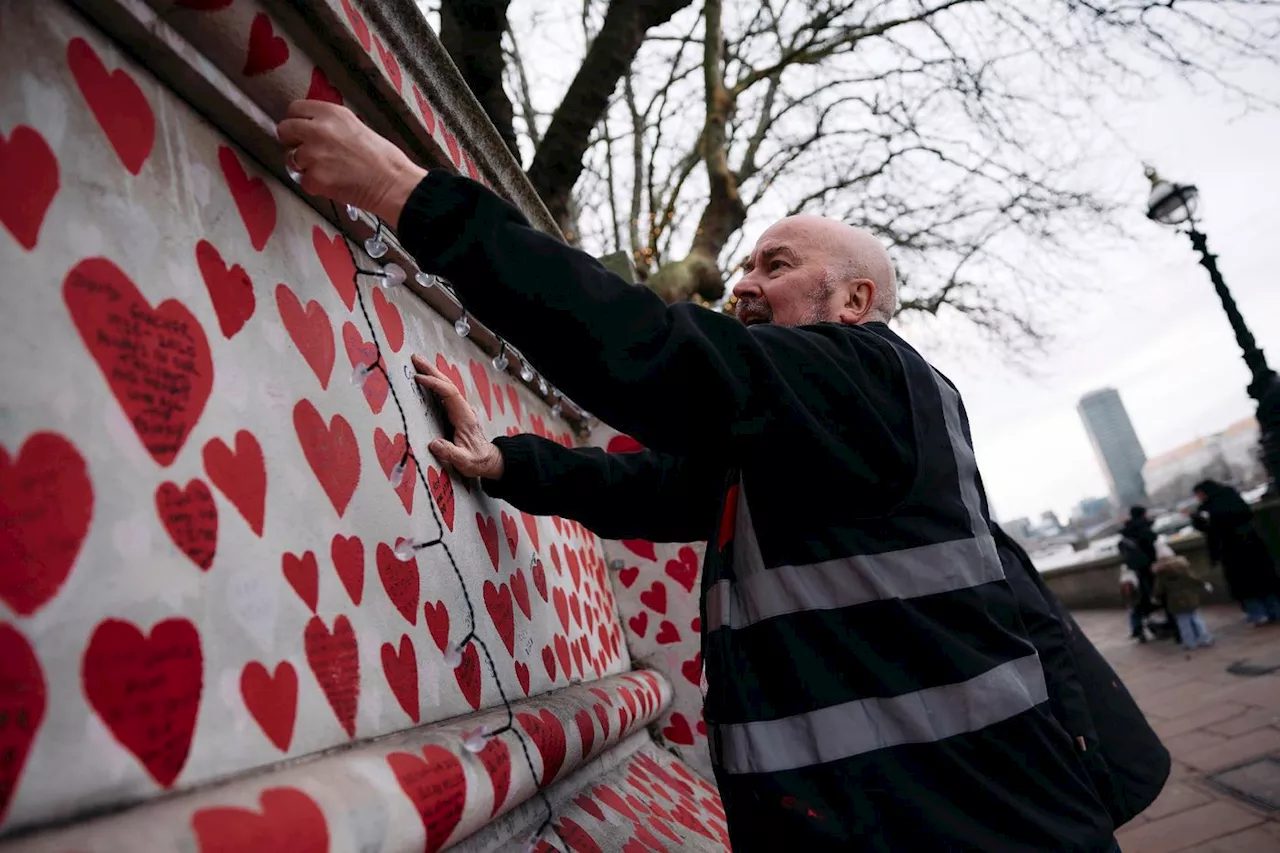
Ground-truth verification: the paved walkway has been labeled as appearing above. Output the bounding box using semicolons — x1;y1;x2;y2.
1078;605;1280;852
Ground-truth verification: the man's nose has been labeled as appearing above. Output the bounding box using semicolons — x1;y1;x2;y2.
733;274;762;300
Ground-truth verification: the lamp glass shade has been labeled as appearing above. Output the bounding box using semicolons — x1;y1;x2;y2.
1146;180;1199;225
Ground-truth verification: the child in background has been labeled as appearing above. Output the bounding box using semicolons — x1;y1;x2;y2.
1152;554;1214;651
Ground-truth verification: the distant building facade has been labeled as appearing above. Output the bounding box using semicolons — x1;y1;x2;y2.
1071;496;1114;528
1143;417;1264;506
1078;388;1149;509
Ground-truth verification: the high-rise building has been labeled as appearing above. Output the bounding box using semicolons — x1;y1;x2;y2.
1078;388;1149;509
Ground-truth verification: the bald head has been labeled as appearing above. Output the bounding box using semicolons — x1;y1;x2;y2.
777;214;898;322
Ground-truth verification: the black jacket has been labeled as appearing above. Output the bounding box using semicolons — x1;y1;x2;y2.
394;171;1169;849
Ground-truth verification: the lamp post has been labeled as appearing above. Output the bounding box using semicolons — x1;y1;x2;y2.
1144;166;1280;496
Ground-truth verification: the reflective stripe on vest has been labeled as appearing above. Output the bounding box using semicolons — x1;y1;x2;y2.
712;653;1049;774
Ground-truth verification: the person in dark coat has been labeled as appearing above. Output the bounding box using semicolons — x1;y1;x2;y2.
1117;507;1158;641
279;99;1167;851
1192;480;1280;624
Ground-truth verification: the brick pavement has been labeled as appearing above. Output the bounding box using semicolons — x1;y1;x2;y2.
1078;605;1280;852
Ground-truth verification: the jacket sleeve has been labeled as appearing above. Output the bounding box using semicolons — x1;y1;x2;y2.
394;172;914;486
480;433;723;543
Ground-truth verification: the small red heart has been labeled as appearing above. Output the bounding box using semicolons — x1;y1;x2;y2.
377;541;420;625
517;708;568;787
479;736;512;816
453;643;482;710
67;38;155;175
639;580;667;615
202;430;266;536
426;465;454;531
681;653;702;687
0;126;59;250
483;580;516;657
618;566;639;588
304;614;359;738
566;549;582;590
312;226;356;310
195;239;255;339
468;359;493;421
293;400;360;517
373;428;416;515
0;625;46;824
0;432;93;616
593;703;611;740
501;511;519;558
65;259;213;467
330;534;364;605
156;479;217;570
554;634;571;681
191;787;328;853
541;645;557;681
340;0;372;51
218;146;275;251
82;618;203;787
520;512;541;552
282;550;319;613
342;322;388;414
570;641;583;678
655;621;679;645
553;587;571;634
513;659;531;695
621;539;657;562
569;592;582;628
550;544;562;574
370;287;404;352
372;36;402;92
239;661;297;751
532;559;549;602
441;126;461;168
381;634;419;722
691;616;701;633
275;283;335;389
507;385;522;424
422;600;450;654
242;13;289;77
306;66;343;104
664;546;698;593
511;568;532;620
476;512;501;570
628;611;648;638
411;85;437;135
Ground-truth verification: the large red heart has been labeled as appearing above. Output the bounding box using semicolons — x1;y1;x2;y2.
82;618;203;787
532;558;548;602
381;634;419;722
681;654;701;686
554;635;571;681
574;709;596;761
569;592;582;628
411;85;437;135
387;745;466;853
566;549;582;590
203;430;266;536
541;645;557;682
510;568;531;620
370;287;404;352
500;511;519;558
373;429;415;514
479;737;511;816
434;354;465;397
517;709;567;788
661;713;694;746
0;126;59;251
476;513;500;570
239;661;297;752
514;660;531;695
312;226;356;310
64;258;214;467
275;283;335;389
1;431;93;616
195;239;255;339
293;400;360;517
483;579;515;657
372;36;402;92
620;539;657;562
453;643;481;710
423;600;449;653
552;588;570;634
0;625;46;824
343;322;388;414
655;621;679;645
242;13;289;77
67;38;154;175
639;580;667;615
377;541;419;625
282;550;318;612
665;546;699;593
307;66;343;104
217;146;275;252
617;566;639;588
330;533;363;605
304;614;359;738
468;359;493;421
155;479;217;570
191;787;328;853
627;611;648;638
426;465;454;531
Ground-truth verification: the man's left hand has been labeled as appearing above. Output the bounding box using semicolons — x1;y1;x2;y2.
277;100;427;227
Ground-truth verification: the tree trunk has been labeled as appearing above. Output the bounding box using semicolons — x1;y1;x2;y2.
439;0;520;161
526;0;695;235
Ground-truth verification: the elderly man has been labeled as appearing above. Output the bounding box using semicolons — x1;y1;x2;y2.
279;101;1167;851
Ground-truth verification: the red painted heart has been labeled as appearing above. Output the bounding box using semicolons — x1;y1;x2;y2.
0;126;59;250
517;709;567;788
553;587;570;634
218;146;275;251
468;359;493;421
520;512;540;553
293;400;360;517
476;513;500;570
617;566;639;588
511;568;532;620
555;817;602;853
275;283;335;389
661;712;695;746
620;539;657;562
377;541;420;625
64;258;214;467
554;635;571;681
0;625;45;824
195;239;255;339
239;661;297;752
303;614;359;738
202;430;266;536
340;0;372;50
574;709;596;760
411;85;437;135
665;546;699;593
507;385;522;424
381;634;419;722
342;322;388;414
606;434;645;454
312;226;356;310
628;611;648;638
532;558;549;602
500;510;519;558
0;431;93;615
681;653;702;687
426;466;455;531
434;354;465;397
282;550;318;613
453;643;482;710
387;745;466;853
242;13;289;77
82;617;203;787
370;287;404;352
483;580;516;657
639;580;667;615
423;600;450;654
191;787;328;853
515;660;531;695
67;37;154;174
655;621;679;645
306;66;343;104
541;645;557;682
479;737;511;816
330;533;364;605
156;479;217;570
374;429;416;514
372;36;402;92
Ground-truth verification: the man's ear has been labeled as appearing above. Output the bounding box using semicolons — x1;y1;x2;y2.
835;279;876;325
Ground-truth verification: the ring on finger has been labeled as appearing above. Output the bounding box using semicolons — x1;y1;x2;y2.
285;147;304;182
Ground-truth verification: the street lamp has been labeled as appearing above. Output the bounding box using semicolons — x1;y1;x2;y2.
1144;165;1280;496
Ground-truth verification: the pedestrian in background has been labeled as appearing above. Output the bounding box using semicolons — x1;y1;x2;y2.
1191;480;1280;625
1151;554;1214;651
